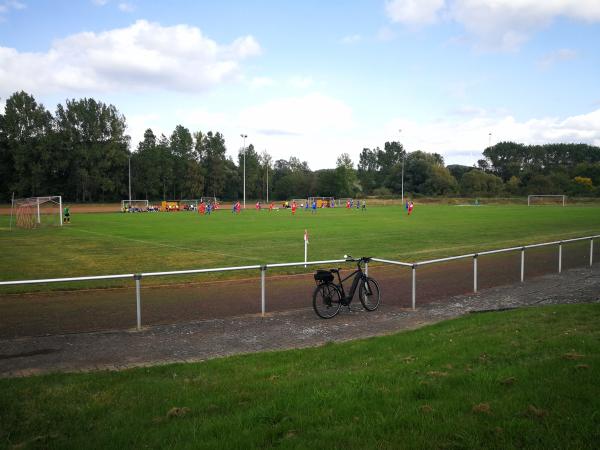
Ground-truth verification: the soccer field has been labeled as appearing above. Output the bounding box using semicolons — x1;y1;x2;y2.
1;204;599;287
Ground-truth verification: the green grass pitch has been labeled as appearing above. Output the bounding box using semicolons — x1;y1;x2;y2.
0;204;598;286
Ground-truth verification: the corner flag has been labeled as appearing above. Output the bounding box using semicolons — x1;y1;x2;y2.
304;229;309;244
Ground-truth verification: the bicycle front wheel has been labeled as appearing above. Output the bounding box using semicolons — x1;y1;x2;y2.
313;283;342;319
359;276;380;311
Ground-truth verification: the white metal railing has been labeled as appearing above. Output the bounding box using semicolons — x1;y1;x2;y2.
0;235;597;330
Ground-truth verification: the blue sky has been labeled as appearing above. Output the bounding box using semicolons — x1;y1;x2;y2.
1;0;599;169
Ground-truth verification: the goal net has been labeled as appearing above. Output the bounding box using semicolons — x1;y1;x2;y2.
121;199;149;212
291;198;308;206
308;196;335;208
200;197;219;205
11;196;63;229
336;198;353;207
527;195;566;207
180;199;199;211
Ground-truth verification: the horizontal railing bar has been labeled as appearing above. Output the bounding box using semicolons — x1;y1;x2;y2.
371;258;413;267
478;246;524;256
560;235;600;244
266;259;347;269
418;254;476;266
525;241;561;249
0;273;134;286
141;265;262;278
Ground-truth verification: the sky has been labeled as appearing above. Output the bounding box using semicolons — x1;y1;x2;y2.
1;0;599;169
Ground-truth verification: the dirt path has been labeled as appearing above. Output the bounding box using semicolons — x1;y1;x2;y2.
1;265;598;378
1;242;594;339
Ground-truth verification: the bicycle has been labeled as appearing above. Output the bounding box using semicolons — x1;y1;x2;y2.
312;256;381;319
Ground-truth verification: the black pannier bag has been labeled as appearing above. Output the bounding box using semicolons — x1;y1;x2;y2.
314;269;334;284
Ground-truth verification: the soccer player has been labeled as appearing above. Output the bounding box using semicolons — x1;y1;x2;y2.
256;201;261;211
63;206;70;223
311;200;317;214
408;201;414;216
291;201;297;215
362;200;366;211
269;202;274;212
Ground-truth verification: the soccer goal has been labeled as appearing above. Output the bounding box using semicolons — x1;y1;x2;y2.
121;199;149;212
527;195;566;207
336;198;353;207
308;196;335;208
10;196;63;229
291;198;308;206
200;196;219;205
180;199;199;211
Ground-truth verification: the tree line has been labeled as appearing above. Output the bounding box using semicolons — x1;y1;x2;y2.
1;91;599;203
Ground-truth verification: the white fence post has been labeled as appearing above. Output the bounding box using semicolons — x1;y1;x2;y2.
558;242;562;273
473;254;478;293
134;274;142;330
261;266;266;316
590;238;594;267
521;247;525;282
411;264;416;310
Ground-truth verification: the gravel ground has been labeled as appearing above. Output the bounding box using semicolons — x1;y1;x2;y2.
1;265;598;378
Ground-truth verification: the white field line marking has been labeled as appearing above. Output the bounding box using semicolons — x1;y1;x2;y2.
68;227;263;262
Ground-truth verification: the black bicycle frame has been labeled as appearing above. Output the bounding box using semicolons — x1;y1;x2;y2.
334;266;364;303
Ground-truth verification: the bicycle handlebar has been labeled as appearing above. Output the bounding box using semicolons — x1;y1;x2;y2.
344;255;372;264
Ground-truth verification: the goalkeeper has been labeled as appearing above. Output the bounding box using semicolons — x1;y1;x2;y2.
63;206;71;223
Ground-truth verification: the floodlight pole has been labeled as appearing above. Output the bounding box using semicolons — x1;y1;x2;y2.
488;132;492;148
241;134;247;209
266;153;269;203
399;129;405;206
128;155;132;203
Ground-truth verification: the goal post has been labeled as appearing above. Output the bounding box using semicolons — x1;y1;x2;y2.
121;199;149;212
527;195;566;207
11;196;63;229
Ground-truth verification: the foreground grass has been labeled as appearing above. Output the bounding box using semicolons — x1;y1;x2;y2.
1;205;599;290
1;303;599;449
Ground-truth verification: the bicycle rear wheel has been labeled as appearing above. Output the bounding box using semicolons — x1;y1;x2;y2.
313;283;342;319
359;276;380;311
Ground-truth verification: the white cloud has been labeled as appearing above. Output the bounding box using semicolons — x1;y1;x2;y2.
249;76;275;88
537;48;577;68
288;76;314;89
385;0;600;50
240;93;354;136
385;108;600;165
340;34;362;44
0;20;261;96
124;93;356;168
385;0;445;26
118;2;135;12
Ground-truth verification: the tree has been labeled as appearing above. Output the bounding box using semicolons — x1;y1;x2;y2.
358;148;379;195
335;153;359;197
55;97;129;202
460;170;504;196
2;91;54;198
169;125;199;199
422;165;458;195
